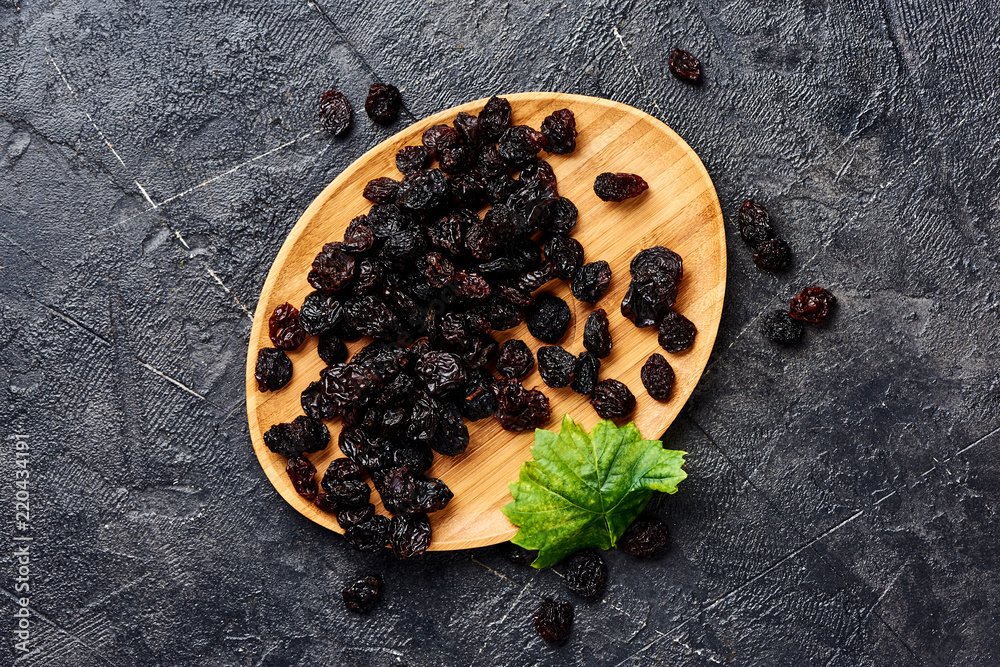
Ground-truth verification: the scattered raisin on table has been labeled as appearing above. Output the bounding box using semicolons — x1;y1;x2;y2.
571;352;600;395
641;354;675;401
342;574;384;614
389;513;432;559
526;294;571;343
478;96;512;142
365;83;401;124
788;286;836;324
453;111;481;146
492;379;551;432
497;339;535;379
544;234;584;280
736;200;773;250
268;303;306;351
583;309;613;358
753;237;793;272
263;415;330;458
363;177;400;204
594;173;648;202
255;347;292;392
537;346;577;388
619;517;669;558
571;261;611;303
395;145;432;174
540;108;577;155
563;550;607;600
760;309;803;345
344;515;390;552
668;48;702;84
657;310;697;353
286;456;318;501
318;90;352;135
534;599;574;644
591;379;636;419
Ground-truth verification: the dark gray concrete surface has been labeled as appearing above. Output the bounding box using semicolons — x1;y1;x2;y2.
1;0;998;664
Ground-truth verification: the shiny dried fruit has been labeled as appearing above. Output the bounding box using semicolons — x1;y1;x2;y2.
309;242;356;292
397;168;450;211
343;573;384;614
286;456;318;501
321;473;371;509
439;144;476;174
619;517;669;557
416;350;467;395
498;125;547;168
640;353;675;401
668;48;702;84
492;379;551;432
583;309;612;358
365;83;401;124
571;261;611;303
389;513;432;559
496;339;535;379
631;246;683;284
420;252;455;288
343;216;375;254
453;111;481;146
594;173;648;202
344;515;390;552
537;345;577;388
343;295;401;340
301;380;337;419
526;294;571;343
478;95;512;142
591;379;635;419
519;158;557;186
263;415;330;458
255;347;292;392
335;503;375;528
476;143;509;178
318;90;352;135
534;599;574;644
570;351;600;395
788;286;836;324
657;310;697;353
540;108;577;155
317;331;348;365
396;145;433;174
544;234;584;280
543;197;578;235
299;291;342;335
268;303;306;350
363;176;400;204
753;237;793;271
422;124;462;156
736;200;774;250
563;550;607;600
760;309;803;345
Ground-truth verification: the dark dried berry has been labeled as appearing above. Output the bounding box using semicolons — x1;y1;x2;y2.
427;212;467;255
591;379;636;419
570;261;612;304
389;513;432;559
422;124;462;156
506;179;558;234
344;515;390;553
537;345;577;388
326;457;365;482
540;108;577;155
526;294;571;344
453;269;492;300
641;353;675;401
619;517;669;557
393;445;434;473
621;279;675;328
363;177;400;204
496;339;535;379
668;48;702;84
460;369;498;421
309;242;356;292
429;403;470;456
449;172;488;208
317;331;348;365
499;541;536;565
491;379;551;432
478;96;512;142
301;380;337;419
318;90;352;135
736;200;774;250
631;246;683;283
255;347;292;392
335;503;375;529
343;216;375;254
594;172;648;202
339;427;394;471
440;144;476;174
788;286;836;324
343;295;401;340
517;263;555;294
583;309;612;359
453;111;481;146
299;291;342;335
263;415;330;458
543;196;578;235
760;309;803;345
534;599;574;644
396;145;433;174
563;550;607;600
476;144;510;178
322;363;380;409
657;310;697;353
268;303;306;350
416;350;467;396
286;456;318;501
498;125;547;169
753;237;793;271
321;476;371;510
519;158;557;186
365;83;401;124
544;234;584;280
397;168;450;211
343;573;384;613
420;252;455;288
571;351;600;395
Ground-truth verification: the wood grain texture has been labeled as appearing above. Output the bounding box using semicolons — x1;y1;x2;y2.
245;92;725;550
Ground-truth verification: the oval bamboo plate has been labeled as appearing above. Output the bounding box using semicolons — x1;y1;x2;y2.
246;92;725;551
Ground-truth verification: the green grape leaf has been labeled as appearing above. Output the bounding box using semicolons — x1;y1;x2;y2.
501;415;687;568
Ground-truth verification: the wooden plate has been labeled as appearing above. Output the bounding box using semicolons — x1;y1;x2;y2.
245;93;725;551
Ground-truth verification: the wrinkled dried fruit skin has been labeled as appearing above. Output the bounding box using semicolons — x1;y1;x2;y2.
543;197;578;235
537;345;577;388
583;309;613;358
571;351;600;395
397;168;450;211
591;379;636;419
420;252;455;288
571;261;612;303
301;381;337;420
492;379;551;432
449;172;488;208
326;457;365;482
363;176;400;204
335;503;375;529
619;517;669;557
621;279;672;328
440;144;476;174
343;296;401;340
478;96;512;142
631;246;683;284
344;515;390;552
563;550;607;600
309;242;356;292
753;237;793;271
343;216;375;254
496;339;535;379
429;403;470;456
506;179;558;234
526;294;571;343
453;111;481;146
319;90;352;135
760;309;803;344
339;427;394;471
269;303;306;350
534;599;574;644
255;347;292;392
641;353;675;401
343;573;383;614
519;158;557;187
365;83;401;124
498;125;547;168
453;269;492;300
541;108;577;155
299;291;342;335
321;474;371;509
668;48;702;84
422;124;462;156
460;369;498;421
416;350;467;395
594;172;648;202
736;200;774;249
476;144;509;178
263;415;330;458
317;331;348;365
544;234;584;280
657;310;697;353
389;513;432;559
286;456;318;501
395;145;433;174
788;286;836;323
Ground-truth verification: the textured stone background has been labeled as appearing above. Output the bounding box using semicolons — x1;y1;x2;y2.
2;0;998;664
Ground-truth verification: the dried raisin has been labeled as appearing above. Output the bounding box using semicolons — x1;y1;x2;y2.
496;339;535;379
537;345;577;388
753;238;793;272
318;90;352;135
640;353;675;401
583;309;613;358
534;599;574;644
268;303;306;351
788;286;836;324
619;517;669;557
594;173;648;202
591;379;635;419
668;48;702;84
657;310;697;353
571;261;611;303
760;309;803;345
540;108;577;155
563;550;607;600
365;83;401;124
343;573;383;613
255;347;292;392
526;294;571;343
